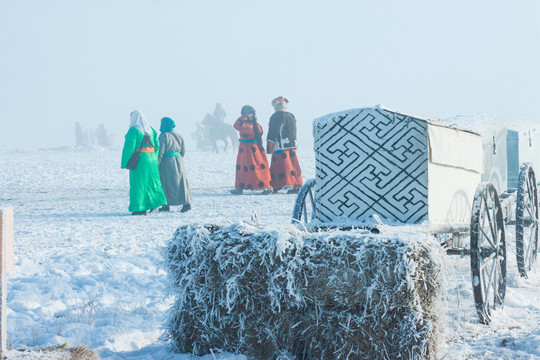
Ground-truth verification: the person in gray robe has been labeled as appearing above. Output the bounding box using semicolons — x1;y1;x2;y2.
157;117;193;212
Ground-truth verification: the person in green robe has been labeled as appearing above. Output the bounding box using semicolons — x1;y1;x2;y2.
121;110;167;215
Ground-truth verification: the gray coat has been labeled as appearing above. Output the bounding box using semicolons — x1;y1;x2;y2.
158;131;193;206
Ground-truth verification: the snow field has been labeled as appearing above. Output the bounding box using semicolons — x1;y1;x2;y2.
0;146;538;359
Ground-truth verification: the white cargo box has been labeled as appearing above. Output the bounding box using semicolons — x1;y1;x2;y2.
519;126;540;179
480;127;519;193
313;105;483;225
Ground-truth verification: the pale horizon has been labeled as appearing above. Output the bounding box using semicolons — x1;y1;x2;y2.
1;0;539;150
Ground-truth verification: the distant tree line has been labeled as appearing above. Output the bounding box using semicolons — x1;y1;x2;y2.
75;122;113;147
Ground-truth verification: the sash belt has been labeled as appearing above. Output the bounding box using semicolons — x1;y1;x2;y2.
163;151;181;157
241;139;257;143
134;147;155;153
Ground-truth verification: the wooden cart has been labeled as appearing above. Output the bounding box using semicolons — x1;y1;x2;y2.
292;105;538;324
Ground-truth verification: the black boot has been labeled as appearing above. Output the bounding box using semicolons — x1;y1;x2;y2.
159;205;170;212
180;204;191;213
132;211;147;216
230;189;243;195
287;185;301;194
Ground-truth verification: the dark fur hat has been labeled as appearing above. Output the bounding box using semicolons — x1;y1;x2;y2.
241;105;256;116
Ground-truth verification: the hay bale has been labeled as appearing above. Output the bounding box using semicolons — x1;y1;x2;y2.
163;223;443;359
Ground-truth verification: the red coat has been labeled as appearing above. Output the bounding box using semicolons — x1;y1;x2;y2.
233;116;271;191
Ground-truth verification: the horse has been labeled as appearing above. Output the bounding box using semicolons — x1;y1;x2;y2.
191;122;213;151
201;114;238;153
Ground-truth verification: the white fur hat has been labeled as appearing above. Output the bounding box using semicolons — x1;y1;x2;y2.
271;96;289;110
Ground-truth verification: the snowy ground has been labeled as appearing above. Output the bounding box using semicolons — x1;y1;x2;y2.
0;145;539;359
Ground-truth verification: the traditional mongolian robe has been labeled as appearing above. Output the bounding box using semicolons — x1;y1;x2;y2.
158;131;193;206
267;110;303;190
233;115;272;191
121;119;167;212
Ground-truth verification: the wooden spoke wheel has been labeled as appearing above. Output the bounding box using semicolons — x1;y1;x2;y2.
516;163;539;278
470;183;507;325
291;179;316;224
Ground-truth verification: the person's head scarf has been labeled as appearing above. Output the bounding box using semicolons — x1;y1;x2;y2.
129;110;151;135
160;117;176;133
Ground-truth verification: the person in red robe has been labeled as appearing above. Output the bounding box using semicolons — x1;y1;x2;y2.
230;105;272;195
266;96;303;194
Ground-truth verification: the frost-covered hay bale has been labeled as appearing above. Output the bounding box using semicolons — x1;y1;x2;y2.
298;234;442;359
164;223;443;359
164;223;301;358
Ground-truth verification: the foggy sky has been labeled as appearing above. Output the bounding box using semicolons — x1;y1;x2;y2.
1;0;539;150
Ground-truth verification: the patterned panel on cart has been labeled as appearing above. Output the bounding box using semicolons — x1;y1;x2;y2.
314;108;429;224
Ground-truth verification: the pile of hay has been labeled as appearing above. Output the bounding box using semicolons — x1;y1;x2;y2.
163;223;443;359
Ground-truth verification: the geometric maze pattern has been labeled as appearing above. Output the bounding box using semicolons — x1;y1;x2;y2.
314;107;429;224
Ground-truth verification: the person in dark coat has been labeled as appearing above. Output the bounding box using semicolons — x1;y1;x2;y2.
230;105;272;195
157;117;193;212
213;103;226;122
266;96;303;194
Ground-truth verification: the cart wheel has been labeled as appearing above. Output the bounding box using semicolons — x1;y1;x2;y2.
516;163;539;278
470;183;507;325
291;179;316;224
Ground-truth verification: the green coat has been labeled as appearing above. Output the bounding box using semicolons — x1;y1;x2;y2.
121;127;167;212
